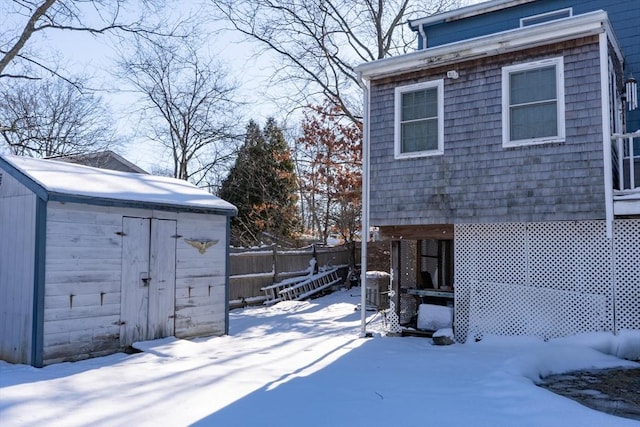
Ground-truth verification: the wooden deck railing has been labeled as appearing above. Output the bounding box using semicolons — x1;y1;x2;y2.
612;131;640;191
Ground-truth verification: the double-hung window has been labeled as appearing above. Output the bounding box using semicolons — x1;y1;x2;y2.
395;80;444;158
502;57;565;147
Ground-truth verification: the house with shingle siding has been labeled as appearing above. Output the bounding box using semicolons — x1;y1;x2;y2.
356;0;640;341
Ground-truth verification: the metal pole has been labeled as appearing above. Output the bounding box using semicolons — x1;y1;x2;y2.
359;74;371;336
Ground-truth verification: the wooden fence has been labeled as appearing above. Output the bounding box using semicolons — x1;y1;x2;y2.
228;244;358;307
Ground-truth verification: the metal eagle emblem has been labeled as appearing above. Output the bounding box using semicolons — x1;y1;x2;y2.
184;238;219;254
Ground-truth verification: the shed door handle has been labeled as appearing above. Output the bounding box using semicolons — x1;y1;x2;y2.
140;272;151;286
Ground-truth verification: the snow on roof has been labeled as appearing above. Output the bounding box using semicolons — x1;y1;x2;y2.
355;10;613;79
1;154;237;215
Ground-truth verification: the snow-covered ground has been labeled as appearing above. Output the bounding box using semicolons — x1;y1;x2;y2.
1;289;639;427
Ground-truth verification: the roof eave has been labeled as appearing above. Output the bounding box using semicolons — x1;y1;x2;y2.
48;192;238;217
357;11;612;80
408;0;537;30
1;155;237;216
0;155;49;201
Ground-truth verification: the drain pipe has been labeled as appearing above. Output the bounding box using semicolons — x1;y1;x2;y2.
358;72;371;337
599;31;617;333
418;24;428;50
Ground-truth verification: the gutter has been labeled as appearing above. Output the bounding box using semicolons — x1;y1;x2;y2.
356;10;612;80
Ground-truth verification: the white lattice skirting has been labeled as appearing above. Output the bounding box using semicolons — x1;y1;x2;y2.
454;220;640;342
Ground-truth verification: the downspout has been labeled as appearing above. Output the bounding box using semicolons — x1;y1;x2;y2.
600;32;614;239
358;72;371;337
599;31;617;333
418;24;428;50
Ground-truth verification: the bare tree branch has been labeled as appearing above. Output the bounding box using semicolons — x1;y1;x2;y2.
0;77;120;157
0;73;40;79
1;0;173;83
0;0;57;76
211;0;460;124
118;33;243;186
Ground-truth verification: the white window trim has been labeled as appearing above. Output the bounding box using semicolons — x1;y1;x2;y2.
501;57;565;148
520;8;573;27
394;80;444;159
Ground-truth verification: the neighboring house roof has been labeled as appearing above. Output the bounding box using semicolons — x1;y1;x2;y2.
48;150;149;174
355;10;617;79
0;154;237;216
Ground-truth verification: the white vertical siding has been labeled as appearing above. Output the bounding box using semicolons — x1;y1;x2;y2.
42;203;128;364
3;199;230;364
41;204;229;363
119;216;152;347
0;171;36;364
119;216;178;345
147;219;177;339
174;213;228;338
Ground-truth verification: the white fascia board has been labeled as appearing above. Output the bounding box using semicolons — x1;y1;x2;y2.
357;11;612;80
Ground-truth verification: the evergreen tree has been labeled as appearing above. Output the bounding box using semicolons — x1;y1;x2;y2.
220;119;299;246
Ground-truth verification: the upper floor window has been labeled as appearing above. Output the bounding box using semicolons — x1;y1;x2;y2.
395;80;444;158
502;57;565;147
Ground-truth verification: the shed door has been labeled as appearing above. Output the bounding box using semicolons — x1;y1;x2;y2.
120;217;177;346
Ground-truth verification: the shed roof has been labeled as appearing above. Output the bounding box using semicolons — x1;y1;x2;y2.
0;155;237;216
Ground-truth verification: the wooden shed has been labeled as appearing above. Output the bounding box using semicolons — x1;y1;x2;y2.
0;154;237;366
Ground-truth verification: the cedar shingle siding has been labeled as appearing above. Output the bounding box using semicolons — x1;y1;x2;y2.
369;37;604;226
